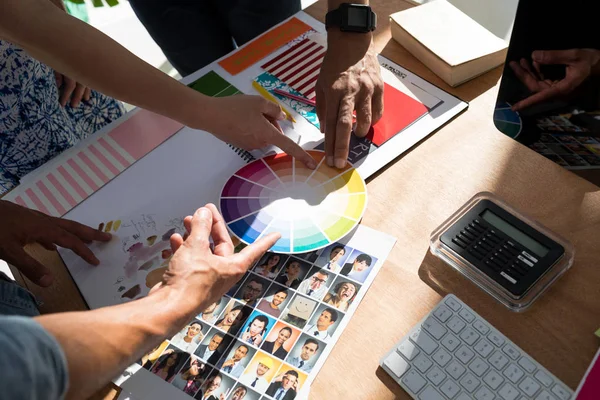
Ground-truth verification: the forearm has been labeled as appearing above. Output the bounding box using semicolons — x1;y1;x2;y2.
35;288;195;400
0;0;210;130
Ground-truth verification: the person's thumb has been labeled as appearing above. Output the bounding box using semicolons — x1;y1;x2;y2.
5;246;53;287
532;49;579;65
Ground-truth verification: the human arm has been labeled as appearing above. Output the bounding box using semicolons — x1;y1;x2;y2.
0;200;111;287
35;204;279;399
0;0;315;166
511;49;600;111
316;0;383;168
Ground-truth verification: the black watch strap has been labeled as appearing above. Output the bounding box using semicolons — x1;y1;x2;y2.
326;4;377;33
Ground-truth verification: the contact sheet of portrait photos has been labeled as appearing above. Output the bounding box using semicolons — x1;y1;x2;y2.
116;225;396;400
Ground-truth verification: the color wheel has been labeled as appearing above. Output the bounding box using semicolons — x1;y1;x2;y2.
220;150;367;253
494;102;522;139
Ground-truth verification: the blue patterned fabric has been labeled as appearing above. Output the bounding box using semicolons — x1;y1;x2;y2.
0;40;125;195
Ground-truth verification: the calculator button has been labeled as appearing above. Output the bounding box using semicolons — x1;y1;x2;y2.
465;226;480;237
440;379;461;398
402;370;428;393
433;305;453;322
447;316;467;334
432;348;452;367
474;339;494;358
499;382;520;400
472;320;490;335
397;340;420;360
426;366;447;386
489;351;510;370
503;344;521;360
517;255;534;267
423;317;448;340
500;271;517;284
459;327;480;346
455;345;475;364
483;369;504;390
452;238;467;249
458;234;473;244
489;256;507;269
474;385;495;400
458;309;475;323
494;252;510;264
551;384;571;400
459;372;480;393
418;386;445;400
446;361;466;380
503;364;525;383
519;376;541;396
444;297;462;311
468;357;489;377
413;353;434;373
522;251;539;263
461;230;477;241
518;356;537;373
384;352;410;378
485;261;502;271
486;234;501;244
441;334;461;352
488;331;506;347
534;370;554;387
410;329;439;355
478;241;493;252
504;244;520;256
510;264;527;276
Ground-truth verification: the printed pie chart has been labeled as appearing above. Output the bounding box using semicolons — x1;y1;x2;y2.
220;150;367;253
494;102;522;139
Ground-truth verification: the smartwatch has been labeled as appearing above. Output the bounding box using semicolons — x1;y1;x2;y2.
325;3;377;33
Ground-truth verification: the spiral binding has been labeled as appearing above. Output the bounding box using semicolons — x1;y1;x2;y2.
227;144;256;162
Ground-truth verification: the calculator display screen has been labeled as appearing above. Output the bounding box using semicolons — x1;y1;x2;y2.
481;210;549;257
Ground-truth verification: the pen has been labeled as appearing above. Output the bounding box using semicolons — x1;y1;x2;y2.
273;88;316;107
251;81;296;123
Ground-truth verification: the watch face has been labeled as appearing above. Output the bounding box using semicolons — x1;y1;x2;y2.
347;7;369;28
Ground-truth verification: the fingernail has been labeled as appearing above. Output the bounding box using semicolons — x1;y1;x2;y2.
199;208;210;218
39;274;53;287
335;158;346;169
532;51;542;61
307;160;317;169
326;156;334;167
279;111;286;120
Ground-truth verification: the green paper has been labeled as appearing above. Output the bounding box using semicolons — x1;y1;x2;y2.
595;327;600;338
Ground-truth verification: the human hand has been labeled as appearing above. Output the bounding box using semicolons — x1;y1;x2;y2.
0;200;111;287
510;49;600;111
253;334;263;346
200;96;316;168
241;331;251;341
54;72;92;108
151;203;279;314
222;358;235;368
315;31;384;168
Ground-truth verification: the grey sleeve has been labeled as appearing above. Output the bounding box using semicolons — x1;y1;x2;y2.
0;316;69;400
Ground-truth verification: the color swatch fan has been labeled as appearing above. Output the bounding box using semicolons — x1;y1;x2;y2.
220;150;367;253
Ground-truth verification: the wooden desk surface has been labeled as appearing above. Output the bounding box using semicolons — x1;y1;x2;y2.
10;1;600;399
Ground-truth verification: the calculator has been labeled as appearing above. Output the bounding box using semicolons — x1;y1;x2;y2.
431;193;574;310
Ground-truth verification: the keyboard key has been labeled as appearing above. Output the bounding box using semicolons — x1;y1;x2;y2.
473;319;490;335
384;352;411;378
483;369;504;390
414;354;434;373
518;356;537;374
445;361;466;380
534;370;554;387
519;376;541;397
440;379;461;399
447;316;467;334
432;348;452;367
459;327;480;346
490;351;510;370
459;372;480;393
455;345;475;364
410;329;439;355
551;384;571;400
441;333;460;352
423;317;448;340
418;386;445;400
397;340;420;361
402;370;427;394
535;390;559;400
468;357;489;377
474;385;495;400
488;331;506;347
474;338;494;358
445;297;462;311
499;382;520;400
458;309;475;323
433;305;453;322
456;394;472;400
503;364;525;384
426;366;447;386
503;343;520;360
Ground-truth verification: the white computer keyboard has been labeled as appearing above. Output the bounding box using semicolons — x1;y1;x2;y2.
380;294;573;400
